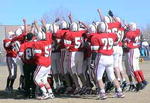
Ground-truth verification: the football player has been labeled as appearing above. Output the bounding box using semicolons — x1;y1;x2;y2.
90;22;125;100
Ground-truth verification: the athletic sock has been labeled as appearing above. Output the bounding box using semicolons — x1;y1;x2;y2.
39;84;47;95
6;77;11;88
133;71;142;83
138;70;145;81
10;79;15;88
47;87;53;94
117;87;122;92
100;89;105;93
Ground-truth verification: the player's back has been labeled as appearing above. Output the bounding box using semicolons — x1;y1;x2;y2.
97;33;117;55
33;40;51;67
67;31;85;51
19;41;35;64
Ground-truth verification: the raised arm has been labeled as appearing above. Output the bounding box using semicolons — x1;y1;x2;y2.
68;13;73;23
97;9;105;22
41;19;47;32
23;19;27;33
30;23;35;33
41;19;47;28
34;20;41;32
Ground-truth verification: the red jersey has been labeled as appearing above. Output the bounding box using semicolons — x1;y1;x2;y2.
3;39;17;57
124;29;141;49
33;40;52;67
91;33;117;55
53;29;69;52
107;22;124;46
84;33;97;58
117;27;125;46
19;41;35;64
64;30;86;52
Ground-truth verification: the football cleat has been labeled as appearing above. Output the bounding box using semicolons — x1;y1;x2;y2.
113;92;125;98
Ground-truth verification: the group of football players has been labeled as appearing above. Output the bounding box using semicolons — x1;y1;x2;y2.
3;9;148;100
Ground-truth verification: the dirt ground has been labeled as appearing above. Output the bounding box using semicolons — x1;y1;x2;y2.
0;61;150;103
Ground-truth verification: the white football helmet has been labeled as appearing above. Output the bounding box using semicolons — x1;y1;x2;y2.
97;22;108;33
60;20;69;29
8;31;15;39
37;31;46;40
115;17;121;22
104;16;113;23
88;24;97;33
129;22;136;31
49;23;59;33
70;22;80;32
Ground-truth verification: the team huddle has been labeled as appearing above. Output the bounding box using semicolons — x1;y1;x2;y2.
3;9;148;100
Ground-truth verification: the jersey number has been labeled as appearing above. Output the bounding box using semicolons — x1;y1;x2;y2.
102;38;113;50
45;45;51;57
75;37;83;49
25;48;33;60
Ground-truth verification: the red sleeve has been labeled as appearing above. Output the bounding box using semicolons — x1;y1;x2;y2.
19;43;25;53
12;32;26;42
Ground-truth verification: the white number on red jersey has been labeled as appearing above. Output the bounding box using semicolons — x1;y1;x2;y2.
101;38;113;50
108;28;124;43
25;48;34;60
45;45;51;57
135;36;140;43
117;30;124;42
75;37;83;49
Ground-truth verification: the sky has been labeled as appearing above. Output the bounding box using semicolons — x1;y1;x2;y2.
0;0;150;28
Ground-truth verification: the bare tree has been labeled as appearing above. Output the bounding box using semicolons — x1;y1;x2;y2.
42;7;71;23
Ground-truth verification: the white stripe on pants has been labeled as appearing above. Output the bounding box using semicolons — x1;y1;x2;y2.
34;65;51;85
